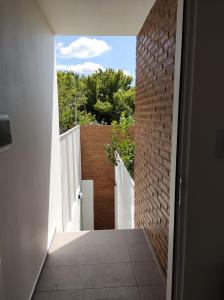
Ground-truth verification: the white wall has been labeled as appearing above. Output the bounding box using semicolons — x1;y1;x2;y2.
82;180;94;230
0;1;61;299
115;155;135;229
38;0;156;35
48;49;62;240
60;126;82;232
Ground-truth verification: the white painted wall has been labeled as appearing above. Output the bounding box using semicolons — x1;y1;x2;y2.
82;180;94;230
38;0;156;35
0;1;61;299
60;126;82;232
115;154;135;229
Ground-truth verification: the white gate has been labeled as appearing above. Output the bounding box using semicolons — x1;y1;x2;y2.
60;125;82;231
115;153;135;229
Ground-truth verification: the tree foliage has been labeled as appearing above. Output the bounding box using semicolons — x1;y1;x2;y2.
104;113;135;177
57;69;135;133
57;71;96;133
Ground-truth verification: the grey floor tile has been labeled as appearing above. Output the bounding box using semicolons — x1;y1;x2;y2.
51;232;89;249
84;287;140;300
139;285;166;300
53;232;88;243
33;290;83;300
125;229;146;245
46;245;85;266
86;244;130;264
133;262;163;286
36;265;85;291
36;230;165;299
85;262;136;288
129;243;154;262
53;230;127;247
82;230;127;246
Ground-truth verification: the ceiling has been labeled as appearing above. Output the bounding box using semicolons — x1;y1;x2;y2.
37;0;155;36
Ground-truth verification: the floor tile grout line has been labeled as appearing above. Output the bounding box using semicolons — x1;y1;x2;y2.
36;283;164;293
36;288;84;292
35;284;165;299
36;282;164;293
124;231;142;300
37;230;163;298
50;242;148;248
72;284;161;292
125;230;165;299
141;228;166;285
83;285;146;291
85;284;141;290
84;246;87;290
83;233;137;291
45;259;157;268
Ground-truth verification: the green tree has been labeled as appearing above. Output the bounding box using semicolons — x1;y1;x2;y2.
57;69;135;133
57;71;96;133
85;69;135;123
104;113;135;177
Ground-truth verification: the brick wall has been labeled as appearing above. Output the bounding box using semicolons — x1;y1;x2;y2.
135;0;177;273
80;125;115;230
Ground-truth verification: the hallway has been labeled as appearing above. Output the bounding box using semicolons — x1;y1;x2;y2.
33;229;165;299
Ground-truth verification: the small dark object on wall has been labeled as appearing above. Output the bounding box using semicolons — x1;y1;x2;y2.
215;130;224;159
0;114;12;151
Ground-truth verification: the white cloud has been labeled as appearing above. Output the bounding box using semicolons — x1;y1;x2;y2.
56;62;104;74
56;42;63;50
58;37;111;59
114;69;131;76
123;70;131;76
123;70;136;82
56;64;68;71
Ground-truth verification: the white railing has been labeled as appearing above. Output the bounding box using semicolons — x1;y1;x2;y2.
60;125;82;231
115;153;135;229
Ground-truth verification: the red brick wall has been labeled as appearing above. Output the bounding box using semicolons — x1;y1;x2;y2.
80;125;114;230
135;0;177;273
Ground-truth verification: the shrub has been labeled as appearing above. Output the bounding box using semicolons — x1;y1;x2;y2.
104;113;135;177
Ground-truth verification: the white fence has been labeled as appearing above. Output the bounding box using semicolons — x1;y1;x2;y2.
115;154;135;229
60;125;82;231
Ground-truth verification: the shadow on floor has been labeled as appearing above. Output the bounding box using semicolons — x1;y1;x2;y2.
33;229;166;300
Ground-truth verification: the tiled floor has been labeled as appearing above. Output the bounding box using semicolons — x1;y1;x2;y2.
33;229;166;300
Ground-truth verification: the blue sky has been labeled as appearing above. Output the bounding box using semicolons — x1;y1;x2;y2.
56;36;136;80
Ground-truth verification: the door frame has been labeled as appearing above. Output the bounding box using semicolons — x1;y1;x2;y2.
166;0;184;298
167;0;198;299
